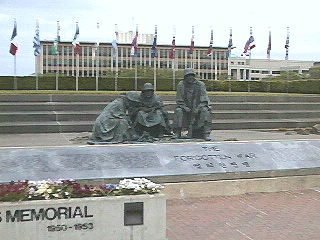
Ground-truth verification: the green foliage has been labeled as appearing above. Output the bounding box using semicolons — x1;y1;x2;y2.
309;66;320;79
1;68;320;94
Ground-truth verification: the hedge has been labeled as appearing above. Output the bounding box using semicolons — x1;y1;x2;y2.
1;76;320;94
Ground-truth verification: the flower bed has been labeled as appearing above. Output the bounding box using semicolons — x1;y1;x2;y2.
0;178;163;202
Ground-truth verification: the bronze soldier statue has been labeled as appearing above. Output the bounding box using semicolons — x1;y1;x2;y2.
173;68;211;140
132;83;172;139
89;92;139;144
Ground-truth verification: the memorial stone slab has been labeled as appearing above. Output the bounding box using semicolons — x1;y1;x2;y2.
1;141;320;182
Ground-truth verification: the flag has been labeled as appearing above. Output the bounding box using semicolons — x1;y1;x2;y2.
112;24;119;58
10;43;18;56
73;22;79;42
226;27;233;59
10;20;18;56
33;21;41;56
130;25;139;57
151;25;157;58
285;27;290;60
170;35;176;59
92;23;100;60
242;28;255;56
267;29;271;59
189;26;194;55
56;21;60;43
10;21;17;41
207;27;213;57
72;22;80;55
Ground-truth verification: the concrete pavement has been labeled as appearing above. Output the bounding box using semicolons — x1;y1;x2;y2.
1;129;320;239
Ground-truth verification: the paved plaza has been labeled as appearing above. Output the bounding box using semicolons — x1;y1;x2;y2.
167;188;320;239
1;129;320;239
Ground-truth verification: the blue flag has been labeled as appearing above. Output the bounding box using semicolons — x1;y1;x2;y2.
33;22;41;56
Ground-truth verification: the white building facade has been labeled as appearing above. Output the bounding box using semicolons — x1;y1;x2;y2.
229;57;315;80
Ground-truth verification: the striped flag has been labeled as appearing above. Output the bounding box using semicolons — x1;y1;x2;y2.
285;27;290;60
267;29;271;59
130;25;139;57
10;20;18;56
207;27;213;57
189;26;194;55
151;25;157;58
33;21;41;56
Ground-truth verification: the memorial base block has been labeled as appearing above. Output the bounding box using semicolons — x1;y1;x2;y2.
0;194;166;240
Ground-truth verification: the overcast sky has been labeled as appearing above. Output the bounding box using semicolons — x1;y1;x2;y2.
1;0;320;76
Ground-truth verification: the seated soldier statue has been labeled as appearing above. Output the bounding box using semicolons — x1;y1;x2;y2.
131;83;172;139
173;68;212;140
88;92;139;144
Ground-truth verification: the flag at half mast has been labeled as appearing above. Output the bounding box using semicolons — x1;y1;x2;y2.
207;27;213;57
170;28;176;59
226;27;233;59
285;27;290;60
151;25;157;58
130;25;139;57
112;24;118;58
33;21;41;56
49;21;60;56
267;28;271;59
189;26;194;55
242;27;255;56
10;20;18;56
73;22;80;55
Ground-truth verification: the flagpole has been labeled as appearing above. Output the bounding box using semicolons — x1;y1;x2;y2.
76;53;79;91
14;55;17;90
11;19;17;90
171;26;176;90
154;59;156;92
56;21;60;91
152;25;157;91
35;56;38;90
95;23;99;91
134;24;138;91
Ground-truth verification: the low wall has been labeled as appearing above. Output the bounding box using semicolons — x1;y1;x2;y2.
0;194;166;240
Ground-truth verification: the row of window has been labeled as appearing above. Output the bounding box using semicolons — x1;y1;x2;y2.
43;45;228;60
44;59;228;70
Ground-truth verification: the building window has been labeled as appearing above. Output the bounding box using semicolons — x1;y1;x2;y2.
272;71;280;74
262;70;269;74
251;70;260;73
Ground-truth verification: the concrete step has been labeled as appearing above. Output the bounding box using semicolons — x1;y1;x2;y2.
211;118;320;130
1;94;320;103
212;102;320;111
1;101;320;112
2;110;320;123
0;121;93;134
0;118;319;134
